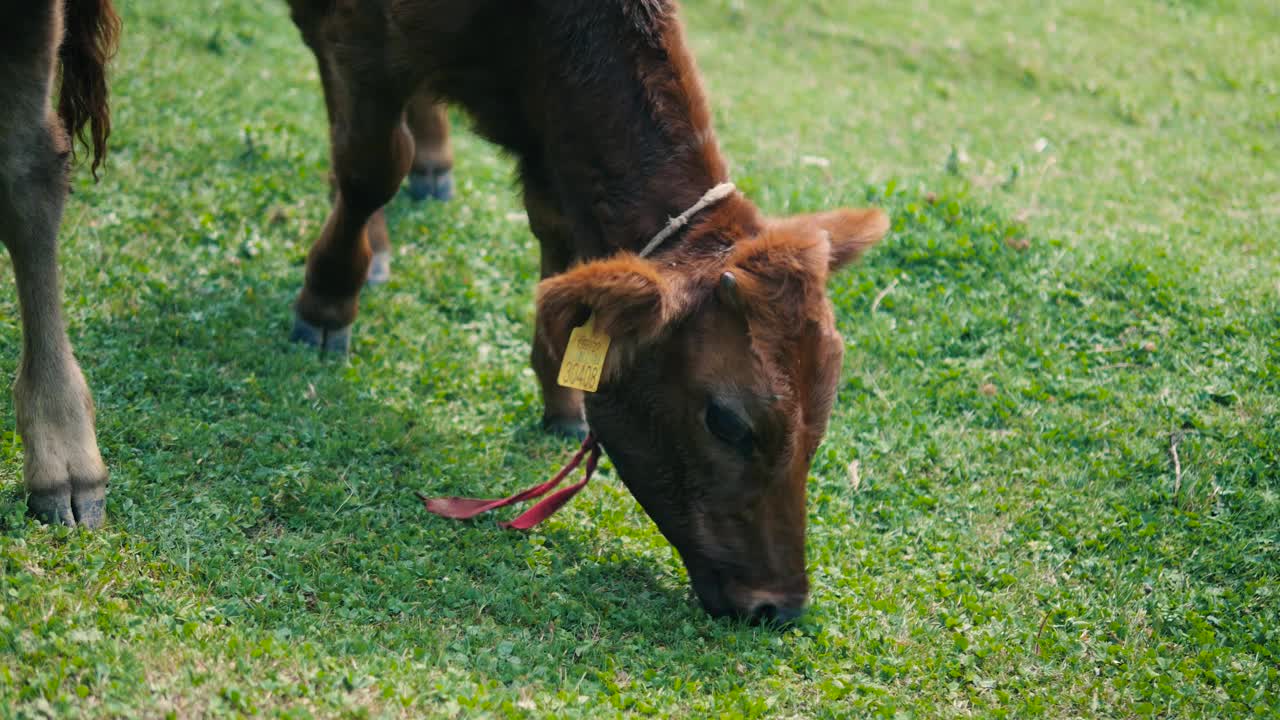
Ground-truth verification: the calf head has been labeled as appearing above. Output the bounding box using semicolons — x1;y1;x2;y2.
537;207;888;622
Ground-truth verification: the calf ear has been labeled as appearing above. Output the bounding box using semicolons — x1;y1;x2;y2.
536;254;684;376
772;208;889;272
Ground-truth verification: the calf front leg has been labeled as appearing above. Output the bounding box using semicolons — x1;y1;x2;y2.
2;119;107;528
523;175;587;439
364;208;393;286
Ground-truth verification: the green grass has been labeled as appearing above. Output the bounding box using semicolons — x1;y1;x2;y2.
2;0;1278;716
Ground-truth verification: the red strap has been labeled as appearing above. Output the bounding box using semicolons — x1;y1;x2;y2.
416;435;601;530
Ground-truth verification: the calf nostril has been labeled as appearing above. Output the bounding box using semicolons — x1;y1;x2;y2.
750;601;804;626
773;604;805;624
753;603;779;622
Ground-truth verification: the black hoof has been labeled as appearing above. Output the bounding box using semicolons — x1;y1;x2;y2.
542;417;589;441
27;489;75;527
290;313;352;354
71;491;107;530
406;169;454;203
366;251;392;286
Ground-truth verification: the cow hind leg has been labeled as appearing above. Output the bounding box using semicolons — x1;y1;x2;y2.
290;38;414;351
367;93;451;285
404;90;453;203
2;111;108;528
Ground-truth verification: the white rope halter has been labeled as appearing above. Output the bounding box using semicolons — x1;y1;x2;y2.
637;181;737;258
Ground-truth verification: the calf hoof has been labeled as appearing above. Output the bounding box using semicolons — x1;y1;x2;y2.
406;169;454;202
542;416;589;441
27;489;75;526
71;483;108;529
366;251;392;286
27;482;106;529
290;313;352;354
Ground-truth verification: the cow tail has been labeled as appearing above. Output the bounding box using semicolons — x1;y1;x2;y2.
58;0;121;180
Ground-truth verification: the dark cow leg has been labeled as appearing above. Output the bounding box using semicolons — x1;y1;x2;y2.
523;174;587;439
404;90;453;203
290;16;414;351
1;43;108;527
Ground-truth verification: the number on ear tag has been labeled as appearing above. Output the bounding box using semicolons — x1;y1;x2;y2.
557;314;612;392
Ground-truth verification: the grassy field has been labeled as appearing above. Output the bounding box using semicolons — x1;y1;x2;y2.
2;0;1278;716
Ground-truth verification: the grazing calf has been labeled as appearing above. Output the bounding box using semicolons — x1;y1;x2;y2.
286;0;888;621
1;0;118;527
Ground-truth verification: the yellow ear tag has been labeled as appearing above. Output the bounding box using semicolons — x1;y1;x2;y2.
557;314;612;393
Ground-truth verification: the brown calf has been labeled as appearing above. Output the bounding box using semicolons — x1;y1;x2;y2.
1;0;118;527
285;0;888;621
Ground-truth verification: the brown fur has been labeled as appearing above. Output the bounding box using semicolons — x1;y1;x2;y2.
1;0;117;528
284;0;889;620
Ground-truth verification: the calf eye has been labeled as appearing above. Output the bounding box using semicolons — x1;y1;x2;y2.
705;399;754;457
